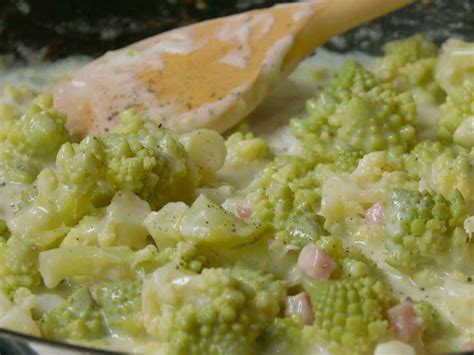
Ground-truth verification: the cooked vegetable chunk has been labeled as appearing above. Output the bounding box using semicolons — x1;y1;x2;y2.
306;277;395;354
291;60;416;153
40;287;105;341
142;265;285;354
0;88;70;184
384;188;471;273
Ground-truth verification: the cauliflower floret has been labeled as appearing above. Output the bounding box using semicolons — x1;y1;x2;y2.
304;277;395;354
142;265;286;354
40;287;105;341
0;88;71;184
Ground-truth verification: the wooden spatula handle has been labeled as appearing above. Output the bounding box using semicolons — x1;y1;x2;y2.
283;0;415;72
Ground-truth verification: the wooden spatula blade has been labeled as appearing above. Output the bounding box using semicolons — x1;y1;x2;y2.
52;0;414;137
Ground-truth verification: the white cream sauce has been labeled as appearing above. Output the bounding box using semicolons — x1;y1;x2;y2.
218;13;275;68
0;183;27;222
353;225;473;345
1;48;469;353
103;29;204;72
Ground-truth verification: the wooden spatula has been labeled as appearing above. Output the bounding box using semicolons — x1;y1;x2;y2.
52;0;414;137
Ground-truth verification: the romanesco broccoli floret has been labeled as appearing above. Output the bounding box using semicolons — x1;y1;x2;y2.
40;287;106;341
0;237;40;299
291;60;376;139
384;188;471;274
435;38;474;94
414;300;440;339
223;132;271;166
374;34;438;85
413;300;459;353
8;111;200;243
218;132;271;189
256;316;304;354
437;82;474;148
315;236;382;280
305;277;395;354
157;241;209;273
291;60;417;153
92;280;144;337
402;141;473;201
246;148;361;247
0;89;71;184
56;109;200;210
142;265;286;355
230;267;287;319
0;219;9;240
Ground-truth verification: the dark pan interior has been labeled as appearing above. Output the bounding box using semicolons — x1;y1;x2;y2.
0;0;473;62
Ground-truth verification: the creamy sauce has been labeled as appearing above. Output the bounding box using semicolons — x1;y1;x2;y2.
218;13;275;68
1;45;471;354
0;183;26;222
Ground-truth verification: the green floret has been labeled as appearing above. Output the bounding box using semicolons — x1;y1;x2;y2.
219;132;272;189
247;148;361;247
157;241;209;273
414;300;440;339
305;277;395;354
92;280;144;337
0;89;71;184
384;188;471;274
413;300;459;353
9;110;200;244
291;60;417;153
0;237;40;299
374;34;438;84
402;141;473;201
230;267;287;318
438;82;474;148
56;109;200;210
256;316;304;354
142;265;286;355
0;219;8;240
316;236;381;280
40;287;106;341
